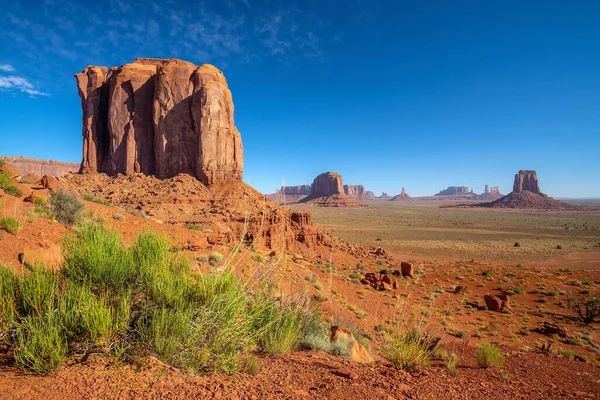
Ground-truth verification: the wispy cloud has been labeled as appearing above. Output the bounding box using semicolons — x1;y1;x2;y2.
0;64;16;72
0;65;49;97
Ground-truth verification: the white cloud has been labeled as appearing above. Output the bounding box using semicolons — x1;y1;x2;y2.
0;64;15;72
0;76;49;97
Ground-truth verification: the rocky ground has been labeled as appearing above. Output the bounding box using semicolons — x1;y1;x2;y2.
1;166;599;399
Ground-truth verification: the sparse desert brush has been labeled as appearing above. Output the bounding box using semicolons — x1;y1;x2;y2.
0;217;22;235
0;160;5;167
382;322;441;372
210;251;224;266
0;171;22;197
50;189;85;226
186;223;201;230
514;242;520;247
0;224;326;375
112;213;125;221
477;343;504;368
568;291;600;325
444;352;459;376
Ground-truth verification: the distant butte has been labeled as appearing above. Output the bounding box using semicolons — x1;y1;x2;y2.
299;172;365;207
474;170;581;210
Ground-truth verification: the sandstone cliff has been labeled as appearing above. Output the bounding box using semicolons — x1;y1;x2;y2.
513;170;540;193
344;185;375;200
0;156;79;177
75;58;243;186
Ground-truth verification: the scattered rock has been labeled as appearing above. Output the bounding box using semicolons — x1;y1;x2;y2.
330;326;374;364
484;294;510;312
400;262;414;278
40;175;61;192
536;322;568;338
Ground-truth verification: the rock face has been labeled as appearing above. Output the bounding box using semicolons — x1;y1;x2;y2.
377;192;392;200
0;156;79;177
75;58;243;186
344;185;375;200
311;172;344;197
435;186;470;196
391;187;412;201
513;170;540;193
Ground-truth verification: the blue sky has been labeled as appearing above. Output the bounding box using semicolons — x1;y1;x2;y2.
0;0;599;197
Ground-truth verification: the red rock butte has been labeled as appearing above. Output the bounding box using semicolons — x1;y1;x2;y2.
75;58;243;186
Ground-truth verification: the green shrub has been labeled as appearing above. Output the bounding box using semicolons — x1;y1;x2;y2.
186;223;201;230
477;343;504;368
556;245;562;250
0;267;18;331
0;171;22;197
0;160;5;167
0;224;325;376
62;222;134;290
514;242;520;248
32;197;46;206
113;213;125;221
0;217;22;235
50;189;84;226
382;326;439;372
444;352;459;376
13;313;68;375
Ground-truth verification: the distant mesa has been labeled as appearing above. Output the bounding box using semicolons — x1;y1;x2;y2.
377;192;392;200
435;186;470;196
475;170;579;210
0;156;79;178
391;187;412;201
300;172;365;207
344;185;375;200
75;58;243;186
267;176;379;204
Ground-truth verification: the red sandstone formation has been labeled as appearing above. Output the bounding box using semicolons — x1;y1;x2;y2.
513;170;540;193
0;156;79;178
473;185;503;201
377;192;392;200
266;185;311;203
75;58;243;186
344;185;374;200
391;187;412;201
475;170;580;210
300;172;364;208
435;186;470;196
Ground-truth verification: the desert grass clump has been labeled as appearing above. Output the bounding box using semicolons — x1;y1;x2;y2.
0;170;22;197
382;325;440;372
210;251;224;266
112;213;125;221
50;189;84;226
62;221;134;291
444;352;459;376
477;343;504;368
0;217;22;235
